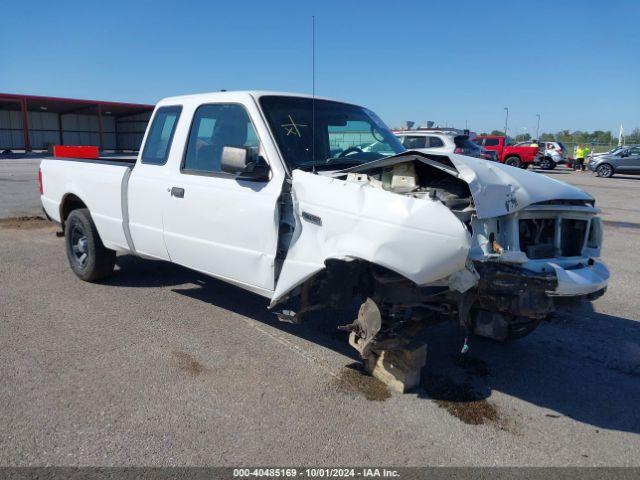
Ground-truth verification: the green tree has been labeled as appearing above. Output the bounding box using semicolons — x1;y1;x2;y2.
490;130;505;136
539;132;555;141
515;133;531;142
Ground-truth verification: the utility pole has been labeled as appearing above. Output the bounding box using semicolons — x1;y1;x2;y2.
535;114;540;140
503;107;509;137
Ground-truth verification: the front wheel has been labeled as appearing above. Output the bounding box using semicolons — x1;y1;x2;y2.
65;208;116;282
596;163;614;178
504;156;521;168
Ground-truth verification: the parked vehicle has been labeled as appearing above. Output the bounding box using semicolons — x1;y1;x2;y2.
393;130;497;161
589;145;640;177
590;144;638;160
473;135;541;168
515;141;569;170
40;91;609;389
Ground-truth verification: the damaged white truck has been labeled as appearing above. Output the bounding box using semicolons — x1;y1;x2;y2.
40;91;610;391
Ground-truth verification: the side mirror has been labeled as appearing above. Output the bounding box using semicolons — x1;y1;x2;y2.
221;146;270;181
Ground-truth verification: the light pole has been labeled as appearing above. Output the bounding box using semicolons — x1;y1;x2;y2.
535;114;540;140
503;107;509;137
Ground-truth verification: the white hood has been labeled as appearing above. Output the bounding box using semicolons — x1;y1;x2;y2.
342;151;594;219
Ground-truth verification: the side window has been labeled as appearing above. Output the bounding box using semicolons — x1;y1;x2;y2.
402;136;427;149
183;104;259;173
485;138;499;147
141;106;182;165
428;136;444;148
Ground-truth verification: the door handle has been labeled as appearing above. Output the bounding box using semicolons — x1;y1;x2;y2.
170;187;185;198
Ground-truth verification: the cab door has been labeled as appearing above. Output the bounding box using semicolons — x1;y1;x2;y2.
161;102;281;295
128;105;182;260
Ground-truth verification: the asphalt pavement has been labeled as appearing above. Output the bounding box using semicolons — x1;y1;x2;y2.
1;157;639;466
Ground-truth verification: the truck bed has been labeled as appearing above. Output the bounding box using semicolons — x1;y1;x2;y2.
40;156;134;253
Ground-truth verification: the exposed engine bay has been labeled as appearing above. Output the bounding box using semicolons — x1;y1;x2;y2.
271;151;609;390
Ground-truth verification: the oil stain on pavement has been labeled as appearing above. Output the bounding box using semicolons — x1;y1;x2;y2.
331;363;391;401
172;351;208;376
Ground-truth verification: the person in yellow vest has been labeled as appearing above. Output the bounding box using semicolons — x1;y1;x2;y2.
574;145;584;171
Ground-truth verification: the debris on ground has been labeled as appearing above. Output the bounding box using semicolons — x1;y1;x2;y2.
0;216;50;230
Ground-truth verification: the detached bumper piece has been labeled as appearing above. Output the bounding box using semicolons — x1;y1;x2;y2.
473;261;558;318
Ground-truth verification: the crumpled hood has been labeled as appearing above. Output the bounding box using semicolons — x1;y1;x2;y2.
341;150;594;219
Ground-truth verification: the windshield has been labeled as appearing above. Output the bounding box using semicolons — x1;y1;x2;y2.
259;96;404;171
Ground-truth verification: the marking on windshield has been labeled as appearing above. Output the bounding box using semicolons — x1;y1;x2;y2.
281;115;307;137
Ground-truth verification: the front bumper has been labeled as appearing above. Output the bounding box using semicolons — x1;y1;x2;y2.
472;258;609;319
547;259;610;297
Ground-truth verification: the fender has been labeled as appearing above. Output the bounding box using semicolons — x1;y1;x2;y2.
270;169;471;306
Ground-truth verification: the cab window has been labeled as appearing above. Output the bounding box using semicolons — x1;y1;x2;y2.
183;104;259;173
141;106;182;165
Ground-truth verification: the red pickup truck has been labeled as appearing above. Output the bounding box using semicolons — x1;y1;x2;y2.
473;135;541;168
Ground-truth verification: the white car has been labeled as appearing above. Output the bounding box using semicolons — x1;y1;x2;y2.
514;141;568;170
393;130;496;161
39;91;609;390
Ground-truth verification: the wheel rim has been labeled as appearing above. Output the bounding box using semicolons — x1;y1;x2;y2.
598;165;612;177
71;225;89;267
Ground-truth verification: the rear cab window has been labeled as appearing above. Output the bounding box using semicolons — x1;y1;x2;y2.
141;106;182;165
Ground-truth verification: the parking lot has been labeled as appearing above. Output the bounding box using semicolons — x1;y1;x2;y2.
1;157;639;466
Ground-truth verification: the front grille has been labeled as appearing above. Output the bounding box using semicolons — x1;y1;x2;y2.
561;219;588;256
518;218;588;259
519;219;557;259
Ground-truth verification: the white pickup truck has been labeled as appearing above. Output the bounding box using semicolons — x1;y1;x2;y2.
40;91;609;387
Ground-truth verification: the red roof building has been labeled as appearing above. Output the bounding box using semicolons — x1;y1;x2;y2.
0;93;154;152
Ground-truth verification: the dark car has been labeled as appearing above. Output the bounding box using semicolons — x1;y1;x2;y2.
589;145;640;177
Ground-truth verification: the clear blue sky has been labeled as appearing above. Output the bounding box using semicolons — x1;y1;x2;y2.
2;0;638;135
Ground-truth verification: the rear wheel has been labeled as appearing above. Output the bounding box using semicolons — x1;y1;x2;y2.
504;156;521;168
540;157;555;170
596;163;614;178
65;208;116;282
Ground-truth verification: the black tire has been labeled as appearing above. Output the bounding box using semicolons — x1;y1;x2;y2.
596;163;614;178
540;157;555;170
65;208;116;282
504;156;521;168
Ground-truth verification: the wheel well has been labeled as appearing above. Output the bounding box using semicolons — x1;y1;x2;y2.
505;155;521;160
274;258;449;319
60;194;87;225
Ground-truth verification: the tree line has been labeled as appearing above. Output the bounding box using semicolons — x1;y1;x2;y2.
482;128;640;145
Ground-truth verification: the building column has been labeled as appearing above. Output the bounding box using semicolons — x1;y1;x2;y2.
20;99;31;152
97;104;104;151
